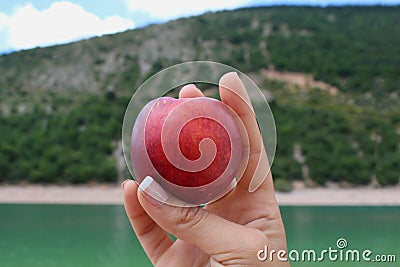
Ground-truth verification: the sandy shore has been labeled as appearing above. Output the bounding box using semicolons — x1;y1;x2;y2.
275;186;400;206
0;183;399;205
0;184;124;205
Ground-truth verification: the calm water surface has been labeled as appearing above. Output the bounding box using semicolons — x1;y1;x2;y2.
0;205;398;267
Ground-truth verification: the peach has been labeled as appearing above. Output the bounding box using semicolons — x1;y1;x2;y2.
131;97;243;205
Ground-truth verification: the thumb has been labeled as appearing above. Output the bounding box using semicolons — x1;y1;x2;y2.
137;176;267;257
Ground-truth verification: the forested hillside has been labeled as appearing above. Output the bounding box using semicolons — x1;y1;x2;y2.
0;6;399;187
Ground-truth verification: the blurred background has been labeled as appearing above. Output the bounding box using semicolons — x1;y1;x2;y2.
0;0;399;266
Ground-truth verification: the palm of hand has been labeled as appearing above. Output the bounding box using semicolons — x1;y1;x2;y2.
155;184;286;267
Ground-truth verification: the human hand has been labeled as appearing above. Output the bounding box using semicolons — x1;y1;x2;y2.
122;72;290;266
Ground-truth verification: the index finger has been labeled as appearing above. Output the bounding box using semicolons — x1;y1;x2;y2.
218;72;271;193
122;180;173;265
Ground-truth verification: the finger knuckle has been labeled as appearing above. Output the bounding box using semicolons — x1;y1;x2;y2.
172;206;207;230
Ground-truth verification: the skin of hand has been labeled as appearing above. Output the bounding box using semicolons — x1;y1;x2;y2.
122;72;290;267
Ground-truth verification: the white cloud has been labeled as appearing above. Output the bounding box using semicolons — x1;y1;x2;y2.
0;12;9;33
0;1;135;51
125;0;251;20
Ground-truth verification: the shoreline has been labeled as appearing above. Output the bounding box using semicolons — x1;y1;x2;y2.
0;184;399;206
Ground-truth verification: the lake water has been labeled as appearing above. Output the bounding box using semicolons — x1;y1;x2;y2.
0;205;398;267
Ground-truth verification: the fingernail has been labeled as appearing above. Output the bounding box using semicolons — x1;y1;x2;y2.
139;176;168;207
121;179;131;189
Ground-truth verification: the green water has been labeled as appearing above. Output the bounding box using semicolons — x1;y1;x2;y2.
0;205;398;267
283;206;399;267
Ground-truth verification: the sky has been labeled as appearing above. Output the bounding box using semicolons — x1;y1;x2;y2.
0;0;399;54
